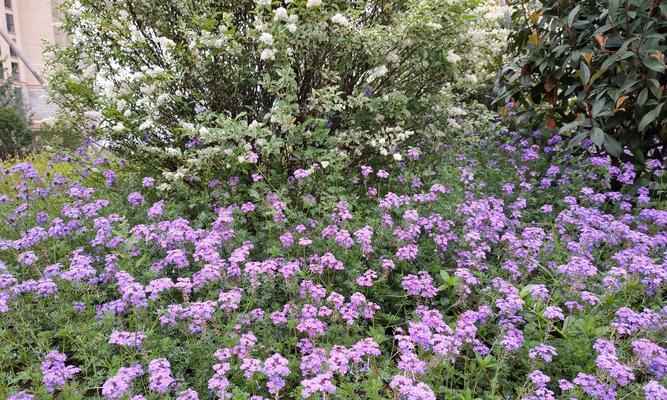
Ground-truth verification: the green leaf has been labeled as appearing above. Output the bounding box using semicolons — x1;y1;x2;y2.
567;5;581;27
643;55;665;73
519;284;535;299
608;0;620;21
603;135;622;156
601;55;618;70
568;130;589;149
579;62;591;85
592;99;607;117
638;88;649;106
589;68;606;86
638;103;664;131
559;120;580;134
591;127;605;146
440;270;451;282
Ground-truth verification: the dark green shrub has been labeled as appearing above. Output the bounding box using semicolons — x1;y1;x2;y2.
0;79;33;158
0;107;33;159
495;0;666;163
37;119;83;151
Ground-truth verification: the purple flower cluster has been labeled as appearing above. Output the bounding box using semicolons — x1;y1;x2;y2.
148;358;175;393
40;350;80;392
108;331;147;348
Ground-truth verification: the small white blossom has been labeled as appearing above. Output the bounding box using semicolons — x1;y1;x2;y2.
139;120;154;131
156;183;172;192
273;7;288;21
260;48;277;60
259;32;274;45
446;50;461;64
331;13;350;27
386;52;400;64
448;118;461;129
393;153;403;161
306;0;322;8
366;65;388;83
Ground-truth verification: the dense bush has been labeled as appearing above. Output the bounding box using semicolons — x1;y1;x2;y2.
495;0;666;163
37;118;84;151
1;123;666;399
0;81;33;158
46;0;505;187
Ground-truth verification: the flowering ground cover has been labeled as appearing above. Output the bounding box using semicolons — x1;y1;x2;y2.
0;129;666;400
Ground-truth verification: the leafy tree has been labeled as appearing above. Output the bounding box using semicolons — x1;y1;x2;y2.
46;0;503;186
495;0;666;164
0;79;33;158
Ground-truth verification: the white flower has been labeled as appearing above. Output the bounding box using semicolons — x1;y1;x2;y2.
259;32;274;45
331;13;350;27
448;118;461;129
465;73;478;84
426;22;442;30
273;7;288;21
156;183;172;192
139;120;154;131
306;0;322;8
320;161;330;169
366;65;388;83
255;0;271;5
393;153;403;161
82;64;97;79
446;50;461;64
450;106;466;116
260;48;277;60
157;93;171;104
199;127;209;136
67;5;83;17
386;52;400;64
112;122;125;132
83;111;102;122
287;23;297;33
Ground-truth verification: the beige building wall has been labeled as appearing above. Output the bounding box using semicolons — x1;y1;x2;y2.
0;0;64;125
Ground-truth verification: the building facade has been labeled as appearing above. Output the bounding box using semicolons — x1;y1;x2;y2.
1;0;64;127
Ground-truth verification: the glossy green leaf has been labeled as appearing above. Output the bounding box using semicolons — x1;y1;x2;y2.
638;103;663;131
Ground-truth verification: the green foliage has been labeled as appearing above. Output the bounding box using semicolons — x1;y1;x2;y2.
495;0;667;162
0;80;33;158
0;108;33;159
46;0;505;189
37;118;84;151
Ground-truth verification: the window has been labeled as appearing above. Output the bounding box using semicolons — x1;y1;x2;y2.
5;13;14;33
11;62;19;79
4;0;10;9
9;45;15;58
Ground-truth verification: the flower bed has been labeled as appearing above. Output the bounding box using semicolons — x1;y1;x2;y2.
0;131;666;399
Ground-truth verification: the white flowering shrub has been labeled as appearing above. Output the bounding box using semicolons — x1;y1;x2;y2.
47;0;505;187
